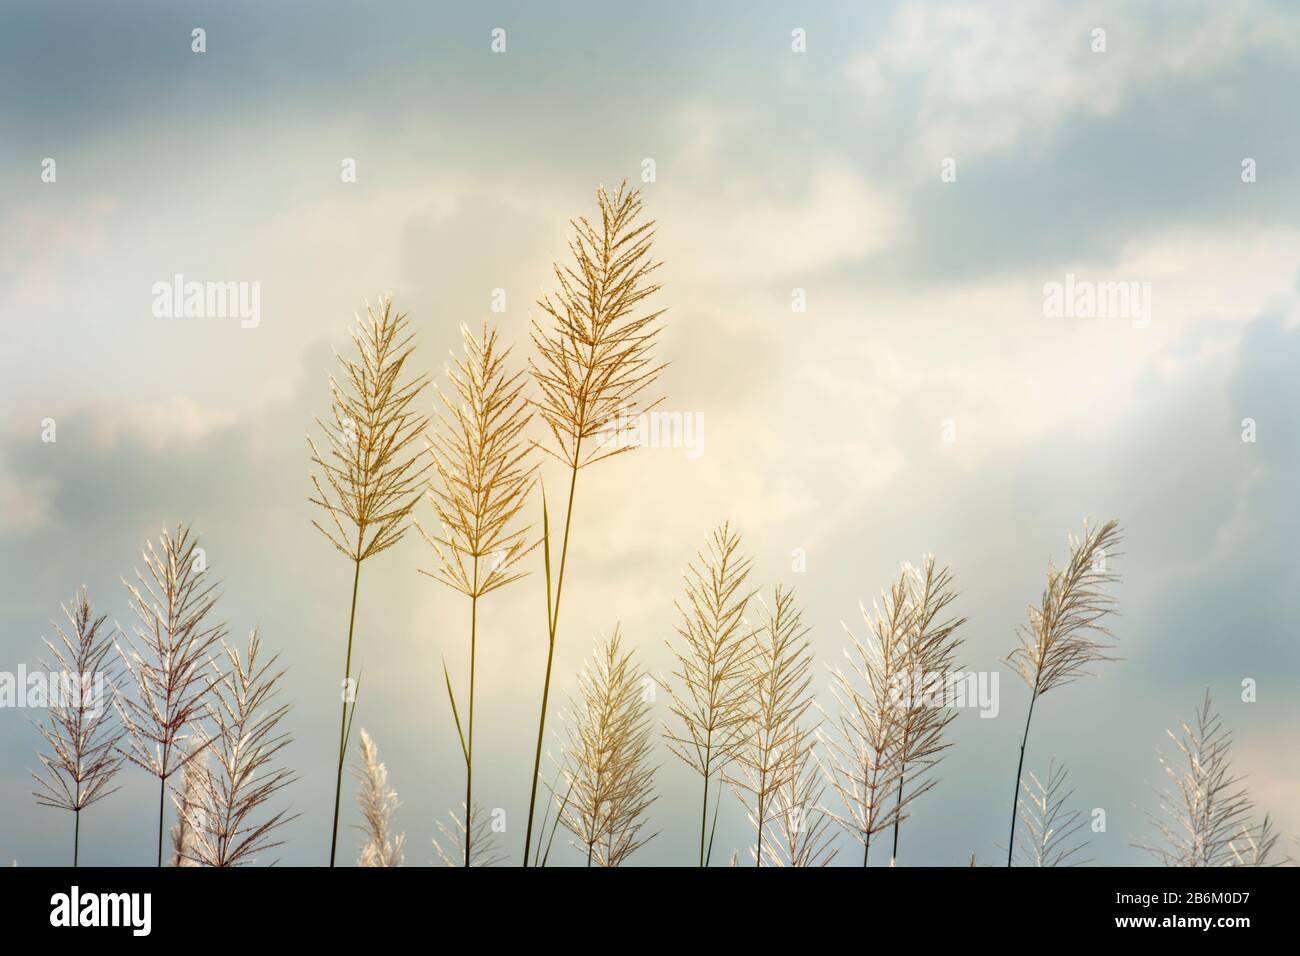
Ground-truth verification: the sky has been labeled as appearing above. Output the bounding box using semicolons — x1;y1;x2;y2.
1;0;1297;867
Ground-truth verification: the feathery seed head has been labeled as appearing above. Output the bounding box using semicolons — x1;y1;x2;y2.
309;297;431;563
530;181;667;470
418;321;536;597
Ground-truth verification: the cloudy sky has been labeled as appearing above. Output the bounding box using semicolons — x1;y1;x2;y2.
1;0;1297;866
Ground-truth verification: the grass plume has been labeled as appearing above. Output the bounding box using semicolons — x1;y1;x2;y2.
355;729;404;867
557;626;659;867
169;738;205;867
117;524;226;866
418;320;534;865
729;585;815;866
661;522;756;866
522;181;667;865
308;297;429;866
1014;759;1089;866
433;801;508;867
176;630;297;866
31;588;126;866
763;742;838;867
1137;691;1273;867
889;556;966;862
819;570;911;865
1004;519;1121;865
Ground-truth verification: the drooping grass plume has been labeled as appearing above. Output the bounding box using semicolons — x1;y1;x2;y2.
169;739;205;867
522;181;667;865
433;802;508;867
355;729;404;867
1014;759;1089;866
661;523;756;867
117;524;226;866
31;588;125;866
819;570;911;865
763;746;838;867
729;585;815;866
308;297;430;866
418;321;534;866
1004;519;1121;866
557;626;659;867
176;630;297;867
890;556;966;863
1137;691;1266;867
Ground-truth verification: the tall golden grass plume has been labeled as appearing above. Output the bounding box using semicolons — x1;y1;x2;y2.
117;524;227;866
420;320;536;599
729;584;815;867
529;180;666;472
418;320;535;866
31;587;126;866
522;181;667;865
1014;758;1089;867
308;296;429;866
557;626;659;867
661;522;756;866
1004;519;1122;865
308;297;431;564
819;570;911;865
355;729;404;867
176;630;297;867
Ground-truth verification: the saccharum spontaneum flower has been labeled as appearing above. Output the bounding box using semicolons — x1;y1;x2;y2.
819;569;912;865
31;587;126;866
1004;519;1122;866
355;729;404;868
661;522;756;867
558;626;659;867
418;320;535;866
1137;691;1277;868
729;584;815;867
176;630;297;867
522;181;667;866
308;296;430;866
117;524;227;867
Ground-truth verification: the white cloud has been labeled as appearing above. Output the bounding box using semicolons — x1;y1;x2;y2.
847;0;1300;166
0;468;52;534
659;163;902;283
91;395;237;452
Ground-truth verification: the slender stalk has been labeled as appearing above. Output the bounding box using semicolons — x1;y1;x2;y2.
156;776;165;867
1007;692;1037;866
465;558;479;867
699;758;711;867
523;453;579;866
74;776;82;867
329;555;362;867
892;763;905;861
